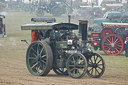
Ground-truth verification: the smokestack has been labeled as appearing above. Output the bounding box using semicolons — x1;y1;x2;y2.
68;15;71;23
79;20;88;41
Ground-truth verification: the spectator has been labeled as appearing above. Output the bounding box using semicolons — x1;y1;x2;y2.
125;37;128;57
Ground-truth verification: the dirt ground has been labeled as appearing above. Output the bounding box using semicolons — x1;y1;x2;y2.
0;11;128;85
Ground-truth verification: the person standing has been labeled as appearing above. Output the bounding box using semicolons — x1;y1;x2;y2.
125;37;128;57
31;30;40;43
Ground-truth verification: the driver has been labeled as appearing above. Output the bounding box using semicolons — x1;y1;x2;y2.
31;30;40;43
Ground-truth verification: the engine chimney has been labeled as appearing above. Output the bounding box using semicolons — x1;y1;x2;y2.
79;20;88;41
79;20;88;53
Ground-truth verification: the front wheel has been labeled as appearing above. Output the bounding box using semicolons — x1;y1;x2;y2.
66;53;87;78
87;53;105;78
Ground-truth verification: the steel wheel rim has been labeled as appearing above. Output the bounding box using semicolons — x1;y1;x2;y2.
102;34;124;56
66;53;87;78
87;53;105;78
53;67;68;75
26;42;47;75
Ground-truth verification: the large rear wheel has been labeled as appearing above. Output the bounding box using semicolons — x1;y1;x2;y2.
26;41;53;76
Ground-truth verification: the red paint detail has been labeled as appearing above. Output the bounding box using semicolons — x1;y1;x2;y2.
101;28;114;38
102;34;124;56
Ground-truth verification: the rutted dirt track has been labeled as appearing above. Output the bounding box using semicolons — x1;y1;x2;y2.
0;12;128;85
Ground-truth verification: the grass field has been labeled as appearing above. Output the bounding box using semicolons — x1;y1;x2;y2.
0;11;128;85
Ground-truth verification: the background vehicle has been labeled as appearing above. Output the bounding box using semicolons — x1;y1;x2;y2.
0;15;6;37
89;12;128;56
36;0;67;17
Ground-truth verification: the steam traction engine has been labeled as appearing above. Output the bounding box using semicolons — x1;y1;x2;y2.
36;0;67;17
21;18;105;78
90;11;128;56
90;22;128;56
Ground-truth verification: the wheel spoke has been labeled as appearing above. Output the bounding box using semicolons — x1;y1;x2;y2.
116;44;122;47
95;68;100;75
32;62;38;69
78;69;81;75
69;64;75;67
77;65;85;68
104;43;110;45
29;57;36;60
91;68;94;75
33;52;38;58
95;68;97;76
97;59;102;64
112;37;114;43
40;47;44;55
37;62;41;72
70;68;76;72
114;38;118;43
37;44;40;55
41;55;46;58
89;58;93;64
41;59;46;64
97;64;103;66
72;57;76;64
97;66;103;70
88;67;93;72
31;47;37;54
95;55;98;62
106;38;111;44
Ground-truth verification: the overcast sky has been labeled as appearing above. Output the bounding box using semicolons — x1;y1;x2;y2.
5;0;103;5
23;0;103;5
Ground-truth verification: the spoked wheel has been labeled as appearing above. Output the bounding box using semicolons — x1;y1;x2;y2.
53;67;68;75
101;28;114;38
87;53;105;78
26;41;53;76
102;34;124;56
66;53;87;78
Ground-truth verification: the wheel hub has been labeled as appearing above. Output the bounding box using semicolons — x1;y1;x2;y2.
91;63;98;68
37;55;41;61
111;43;115;47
